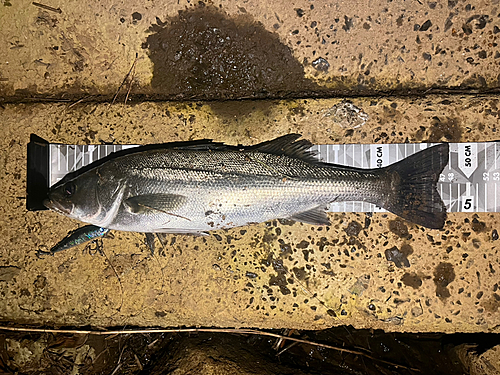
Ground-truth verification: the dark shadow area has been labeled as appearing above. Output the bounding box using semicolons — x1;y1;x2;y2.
1;327;497;374
145;4;322;102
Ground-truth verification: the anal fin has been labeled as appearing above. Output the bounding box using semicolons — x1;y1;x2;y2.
289;207;331;226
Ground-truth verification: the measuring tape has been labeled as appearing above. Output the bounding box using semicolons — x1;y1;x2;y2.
48;142;500;213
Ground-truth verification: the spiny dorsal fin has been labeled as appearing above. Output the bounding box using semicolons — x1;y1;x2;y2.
254;134;319;163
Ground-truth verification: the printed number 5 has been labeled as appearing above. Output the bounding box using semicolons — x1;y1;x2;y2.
464;199;472;209
462;196;474;212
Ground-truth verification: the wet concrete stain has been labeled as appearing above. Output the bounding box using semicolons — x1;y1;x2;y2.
145;5;320;101
344;221;362;237
388;219;409;239
482;293;500;313
434;262;455;299
427;116;463;142
471;217;486;232
385;246;410;268
268;257;291;296
401;272;422;289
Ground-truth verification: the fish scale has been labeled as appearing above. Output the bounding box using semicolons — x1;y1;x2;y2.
44;134;450;233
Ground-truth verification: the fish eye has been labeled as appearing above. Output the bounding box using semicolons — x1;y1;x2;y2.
64;182;76;196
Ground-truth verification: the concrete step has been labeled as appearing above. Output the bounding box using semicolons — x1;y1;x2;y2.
1;96;499;333
1;0;499;101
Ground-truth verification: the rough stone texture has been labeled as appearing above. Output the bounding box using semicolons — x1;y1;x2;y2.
1;0;499;101
455;344;500;375
1;97;499;333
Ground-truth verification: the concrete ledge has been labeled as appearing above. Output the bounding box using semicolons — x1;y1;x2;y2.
1;95;499;333
1;0;499;101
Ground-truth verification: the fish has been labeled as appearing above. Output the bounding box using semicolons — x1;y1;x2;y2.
44;134;449;234
37;225;109;256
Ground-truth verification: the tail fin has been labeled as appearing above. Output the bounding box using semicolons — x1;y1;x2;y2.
380;144;449;229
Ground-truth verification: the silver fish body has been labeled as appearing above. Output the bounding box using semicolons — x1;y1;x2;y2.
44;135;449;232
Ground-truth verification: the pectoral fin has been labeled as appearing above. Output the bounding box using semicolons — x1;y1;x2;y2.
289;207;331;226
124;194;187;214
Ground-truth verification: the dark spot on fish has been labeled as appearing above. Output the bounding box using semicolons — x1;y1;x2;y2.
389;219;409;238
213;234;222;241
246;271;257;279
132;12;142;21
145;5;320;102
302;250;310;262
295;8;304;17
155;311;167;317
434;262;455;298
385;246;410;268
401;273;422;289
471;218;486;232
345;221;362;237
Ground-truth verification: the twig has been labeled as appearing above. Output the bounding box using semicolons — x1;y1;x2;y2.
32;1;62;13
110;53;138;106
109;363;122;375
67;96;91;109
0;326;418;371
124;55;137;104
276;341;298;356
100;248;124;315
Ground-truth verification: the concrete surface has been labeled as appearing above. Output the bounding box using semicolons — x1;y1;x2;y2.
1;0;499;101
1;96;499;333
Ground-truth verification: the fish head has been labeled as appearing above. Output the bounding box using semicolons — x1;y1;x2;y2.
44;169;108;223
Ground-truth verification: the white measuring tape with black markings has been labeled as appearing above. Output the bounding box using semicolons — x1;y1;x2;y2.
46;141;500;213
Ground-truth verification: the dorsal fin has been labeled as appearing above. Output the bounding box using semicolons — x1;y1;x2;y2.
254;134;319;163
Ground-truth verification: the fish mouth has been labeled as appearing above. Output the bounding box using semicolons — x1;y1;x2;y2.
43;198;72;215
